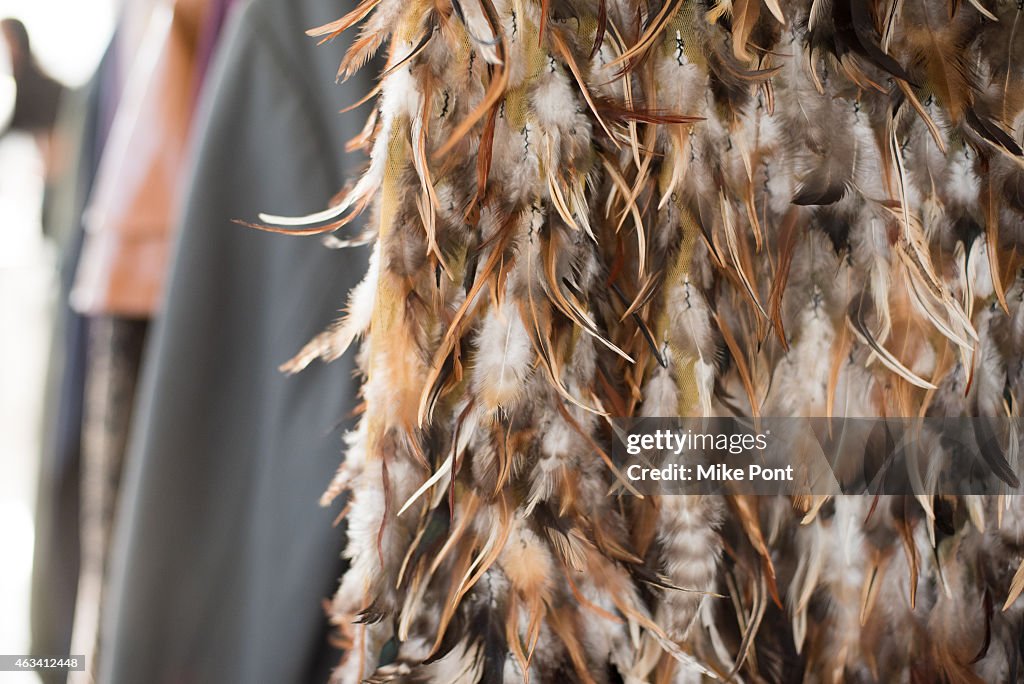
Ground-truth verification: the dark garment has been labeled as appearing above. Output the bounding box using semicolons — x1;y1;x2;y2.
31;44;119;684
98;0;371;681
31;228;84;684
73;316;149;679
9;61;64;133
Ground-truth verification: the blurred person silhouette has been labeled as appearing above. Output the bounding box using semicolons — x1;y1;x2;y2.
2;17;64;135
1;16;68;240
1;18;67;182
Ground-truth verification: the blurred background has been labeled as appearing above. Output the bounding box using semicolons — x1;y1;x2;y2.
0;2;115;683
0;0;372;681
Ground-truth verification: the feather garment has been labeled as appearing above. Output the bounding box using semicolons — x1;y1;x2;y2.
260;0;1024;680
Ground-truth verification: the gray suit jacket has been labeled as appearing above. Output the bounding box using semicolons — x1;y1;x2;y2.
99;0;371;680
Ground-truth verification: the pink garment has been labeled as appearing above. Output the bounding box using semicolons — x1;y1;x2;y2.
71;0;219;317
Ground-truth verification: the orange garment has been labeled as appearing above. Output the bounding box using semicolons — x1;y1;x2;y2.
72;0;212;317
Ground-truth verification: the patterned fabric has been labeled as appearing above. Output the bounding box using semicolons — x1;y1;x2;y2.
70;316;147;683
